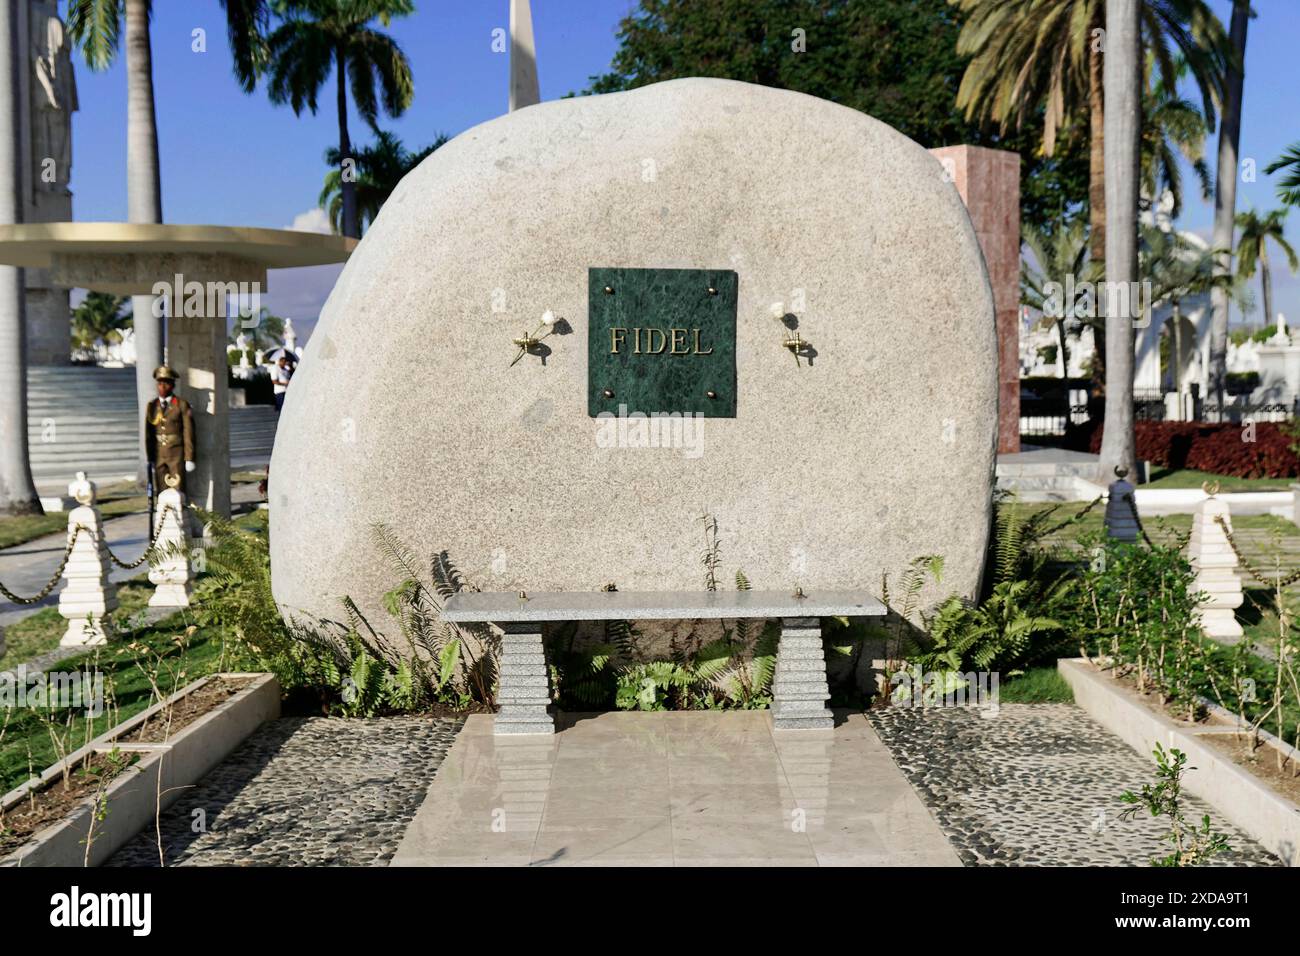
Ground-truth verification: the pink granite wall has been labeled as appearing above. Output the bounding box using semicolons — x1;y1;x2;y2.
929;145;1021;454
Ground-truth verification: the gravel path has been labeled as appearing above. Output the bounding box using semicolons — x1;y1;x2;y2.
867;703;1281;867
108;716;463;867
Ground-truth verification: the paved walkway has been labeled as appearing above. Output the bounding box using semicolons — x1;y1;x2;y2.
108;716;463;867
392;710;960;866
867;704;1279;866
90;704;1284;867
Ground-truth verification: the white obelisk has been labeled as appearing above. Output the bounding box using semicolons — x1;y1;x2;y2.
509;0;540;112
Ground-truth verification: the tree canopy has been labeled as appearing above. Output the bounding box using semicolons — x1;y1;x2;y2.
585;0;1089;234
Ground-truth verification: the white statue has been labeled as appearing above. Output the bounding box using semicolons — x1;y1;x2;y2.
31;8;77;197
283;317;297;355
1183;349;1203;392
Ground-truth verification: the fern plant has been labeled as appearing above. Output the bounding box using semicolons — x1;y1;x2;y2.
920;580;1061;675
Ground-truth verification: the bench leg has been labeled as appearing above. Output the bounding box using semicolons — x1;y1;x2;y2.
772;616;834;731
494;622;555;735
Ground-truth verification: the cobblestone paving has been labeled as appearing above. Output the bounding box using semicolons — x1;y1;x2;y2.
108;716;463;867
867;704;1281;867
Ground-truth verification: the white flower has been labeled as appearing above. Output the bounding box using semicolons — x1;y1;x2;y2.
541;309;555;326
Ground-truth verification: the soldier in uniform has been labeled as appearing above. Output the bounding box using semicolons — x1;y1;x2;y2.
144;365;195;496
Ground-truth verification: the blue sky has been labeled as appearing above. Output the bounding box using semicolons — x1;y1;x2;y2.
68;0;1298;336
71;0;634;332
1172;0;1300;328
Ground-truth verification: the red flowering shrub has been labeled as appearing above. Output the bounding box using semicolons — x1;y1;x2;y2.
1063;420;1300;479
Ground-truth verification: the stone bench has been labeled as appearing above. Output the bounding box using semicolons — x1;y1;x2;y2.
441;589;886;735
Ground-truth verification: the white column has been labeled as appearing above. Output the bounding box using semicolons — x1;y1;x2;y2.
509;0;540;112
168;310;230;530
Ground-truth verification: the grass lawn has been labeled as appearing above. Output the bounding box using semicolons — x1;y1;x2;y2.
999;667;1074;704
1004;500;1300;554
1145;468;1295;492
0;577;161;673
0;482;145;550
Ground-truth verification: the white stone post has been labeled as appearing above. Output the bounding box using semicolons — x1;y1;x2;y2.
494;621;554;734
1103;471;1139;543
1187;494;1244;639
148;481;192;607
772;617;834;730
58;473;118;646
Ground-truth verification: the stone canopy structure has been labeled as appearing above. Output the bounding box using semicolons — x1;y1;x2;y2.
269;78;997;632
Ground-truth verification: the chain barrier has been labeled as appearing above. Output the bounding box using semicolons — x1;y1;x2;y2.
1122;492;1156;549
1039;494;1103;538
0;504;186;605
0;524;90;605
1213;514;1300;589
104;505;183;570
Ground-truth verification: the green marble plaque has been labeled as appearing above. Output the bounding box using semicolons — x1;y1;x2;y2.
587;267;738;418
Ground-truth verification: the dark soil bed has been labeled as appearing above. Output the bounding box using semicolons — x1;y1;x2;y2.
0;750;141;859
117;676;254;744
1200;732;1300;805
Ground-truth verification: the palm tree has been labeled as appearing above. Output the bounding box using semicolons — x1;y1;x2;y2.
1265;142;1300;207
952;0;1231;265
1020;218;1095;378
0;0;40;514
71;292;131;352
219;0;273;91
1235;209;1299;336
229;306;286;355
67;0;165;484
1099;0;1142;479
262;0;416;239
1205;0;1250;419
1139;58;1211;218
318;129;446;234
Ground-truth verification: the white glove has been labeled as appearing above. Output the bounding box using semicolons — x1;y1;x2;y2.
185;461;196;473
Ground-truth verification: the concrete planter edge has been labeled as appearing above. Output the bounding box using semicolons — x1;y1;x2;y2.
1;672;279;867
1058;657;1299;867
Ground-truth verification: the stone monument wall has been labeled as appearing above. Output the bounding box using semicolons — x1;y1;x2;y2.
270;78;998;641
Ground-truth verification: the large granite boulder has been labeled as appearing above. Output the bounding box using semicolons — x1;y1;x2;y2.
270;77;996;633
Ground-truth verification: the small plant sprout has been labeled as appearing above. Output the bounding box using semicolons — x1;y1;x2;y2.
1119;743;1231;867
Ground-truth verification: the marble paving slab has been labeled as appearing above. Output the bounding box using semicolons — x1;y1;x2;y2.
391;710;959;867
